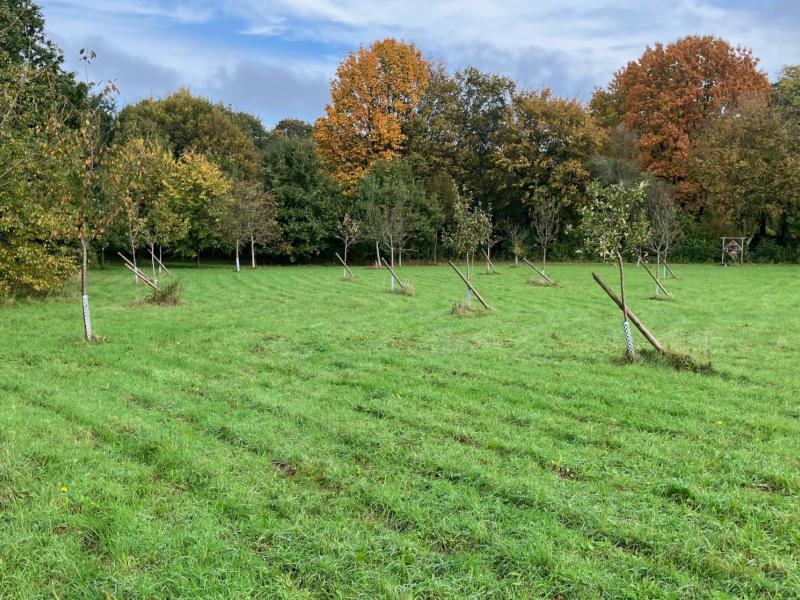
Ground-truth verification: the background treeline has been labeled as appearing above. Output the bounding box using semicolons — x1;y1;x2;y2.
2;1;800;297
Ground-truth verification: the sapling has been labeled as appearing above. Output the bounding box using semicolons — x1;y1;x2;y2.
444;197;491;306
503;220;528;267
529;191;560;278
579;181;649;358
336;212;360;279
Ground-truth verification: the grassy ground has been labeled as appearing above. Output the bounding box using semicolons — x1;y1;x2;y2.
1;262;798;599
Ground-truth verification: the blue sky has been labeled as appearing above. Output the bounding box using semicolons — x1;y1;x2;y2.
39;0;800;127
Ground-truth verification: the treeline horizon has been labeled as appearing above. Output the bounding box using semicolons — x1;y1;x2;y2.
2;1;799;297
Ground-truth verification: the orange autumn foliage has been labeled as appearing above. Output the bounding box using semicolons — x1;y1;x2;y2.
590;35;770;201
314;38;429;191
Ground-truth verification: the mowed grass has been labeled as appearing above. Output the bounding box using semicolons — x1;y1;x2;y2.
1;262;798;599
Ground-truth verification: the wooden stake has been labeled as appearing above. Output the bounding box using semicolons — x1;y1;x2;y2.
448;260;490;310
661;255;677;278
592;272;666;355
380;257;408;291
148;247;172;275
481;248;499;274
335;252;356;279
638;255;671;297
522;257;554;284
118;252;159;290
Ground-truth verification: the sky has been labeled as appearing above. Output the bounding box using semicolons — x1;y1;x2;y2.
39;0;800;127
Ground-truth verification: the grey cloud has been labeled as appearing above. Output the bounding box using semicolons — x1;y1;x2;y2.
202;60;330;125
54;35;184;104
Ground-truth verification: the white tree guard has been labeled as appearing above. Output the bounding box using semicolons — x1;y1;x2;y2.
623;320;635;358
82;294;92;339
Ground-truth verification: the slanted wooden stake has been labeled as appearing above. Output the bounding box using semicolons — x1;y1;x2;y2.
638;256;671;297
148;247;172;275
448;260;490;310
592;272;666;355
380;257;408;291
335;252;356;279
481;248;499;274
522;257;554;284
118;252;159;290
661;255;677;278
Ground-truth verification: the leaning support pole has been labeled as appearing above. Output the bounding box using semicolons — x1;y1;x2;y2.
122;263;159;290
592;272;666;355
638;256;671;297
481;248;499;274
119;252;159;290
662;256;677;279
522;257;554;284
335;252;356;279
149;247;172;275
448;260;491;310
380;257;407;291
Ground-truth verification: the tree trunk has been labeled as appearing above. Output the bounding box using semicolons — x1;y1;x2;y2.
250;235;256;269
196;252;201;268
390;245;396;291
80;236;92;342
433;237;438;263
235;239;240;272
514;255;519;268
149;242;157;285
542;247;547;276
131;239;138;283
375;240;380;268
655;252;661;297
465;252;472;306
617;251;634;358
158;244;163;273
344;243;348;265
100;245;106;269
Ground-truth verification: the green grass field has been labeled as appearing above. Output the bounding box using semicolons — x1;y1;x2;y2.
1;262;798;598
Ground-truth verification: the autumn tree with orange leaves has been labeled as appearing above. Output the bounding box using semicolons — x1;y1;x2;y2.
314;38;429;190
590;35;770;203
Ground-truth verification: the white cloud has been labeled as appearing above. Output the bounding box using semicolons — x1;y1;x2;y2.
37;0;800;125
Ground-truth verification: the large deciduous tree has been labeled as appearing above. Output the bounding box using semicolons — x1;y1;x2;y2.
263;120;343;261
690;95;800;247
314;38;429;189
0;0;91;297
105;138;185;282
167;151;231;266
590;35;770;200
116;89;260;181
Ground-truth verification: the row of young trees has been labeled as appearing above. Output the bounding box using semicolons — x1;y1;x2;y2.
3;1;800;307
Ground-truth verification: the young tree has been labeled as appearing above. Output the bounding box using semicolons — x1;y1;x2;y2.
444;197;492;306
503;220;528;267
356;159;435;284
647;186;682;281
579;181;649;358
104;138;177;282
59;56;124;341
529;192;561;275
236;181;281;269
314;38;429;190
336;212;360;266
